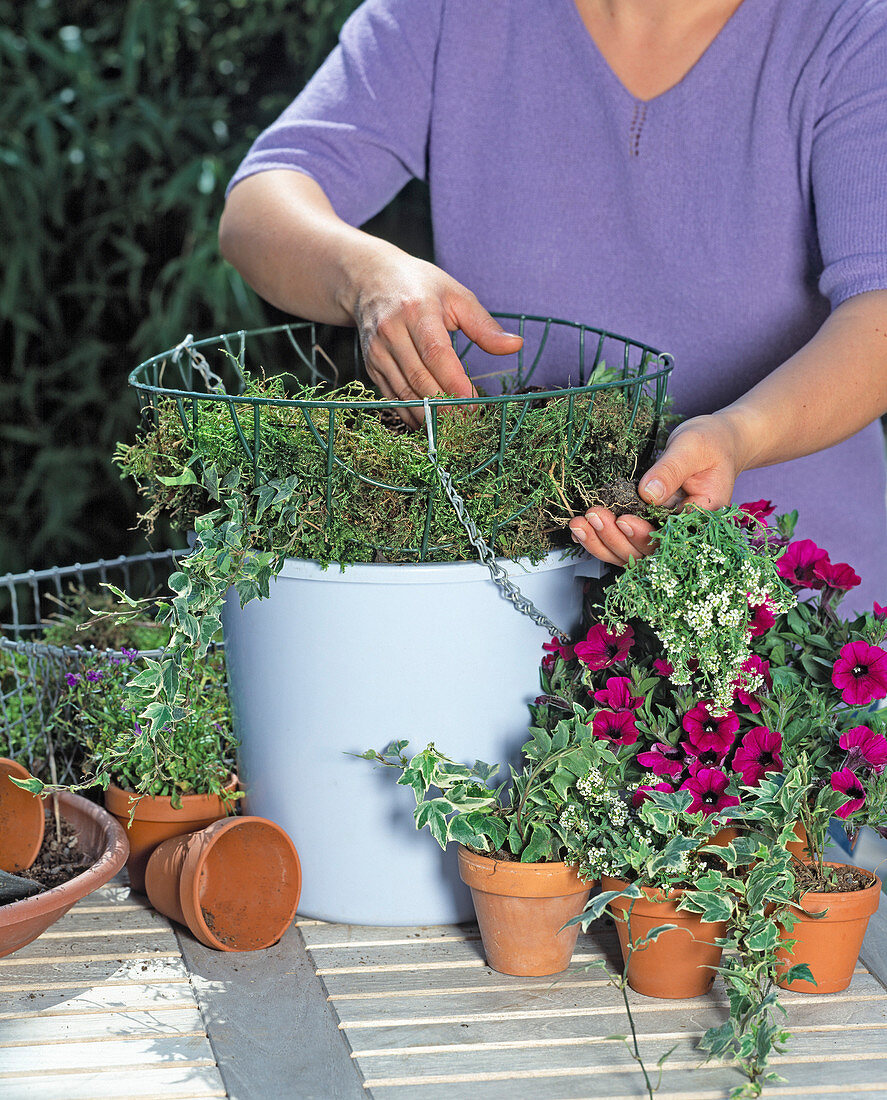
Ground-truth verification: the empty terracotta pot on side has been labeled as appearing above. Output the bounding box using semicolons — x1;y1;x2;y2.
602;875;726;999
0;758;45;873
775;863;881;994
0;792;128;958
145;816;301;951
104;778;237;894
457;846;594;976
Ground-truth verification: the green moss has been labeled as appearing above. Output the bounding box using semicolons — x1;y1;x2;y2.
117;374;660;565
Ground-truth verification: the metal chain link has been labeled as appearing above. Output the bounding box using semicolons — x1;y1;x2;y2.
171;333;224;392
422;399;571;642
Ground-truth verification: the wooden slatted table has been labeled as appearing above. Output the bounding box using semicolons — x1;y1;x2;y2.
0;883;227;1100
304;898;887;1100
3;882;887;1099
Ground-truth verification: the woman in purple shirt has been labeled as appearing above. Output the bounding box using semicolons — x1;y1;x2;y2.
220;0;887;608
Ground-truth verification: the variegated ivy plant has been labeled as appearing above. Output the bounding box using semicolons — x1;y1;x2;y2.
360;709;616;862
18;462;308;800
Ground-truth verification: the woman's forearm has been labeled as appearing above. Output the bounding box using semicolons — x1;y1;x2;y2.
218;169;522;419
722;289;887;473
218;169;400;325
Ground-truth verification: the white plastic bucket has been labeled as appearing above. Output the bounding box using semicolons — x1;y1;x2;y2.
222;550;598;925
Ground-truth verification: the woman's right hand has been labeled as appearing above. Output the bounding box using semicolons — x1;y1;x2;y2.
221;172;522;427
346;251;523;427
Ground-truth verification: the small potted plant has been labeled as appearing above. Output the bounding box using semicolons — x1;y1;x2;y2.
13;598;237;894
361;710;614;975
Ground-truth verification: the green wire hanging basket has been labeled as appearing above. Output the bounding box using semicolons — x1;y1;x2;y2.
127;315;673;564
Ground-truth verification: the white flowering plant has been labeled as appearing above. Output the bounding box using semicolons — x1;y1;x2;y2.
559;778;723;887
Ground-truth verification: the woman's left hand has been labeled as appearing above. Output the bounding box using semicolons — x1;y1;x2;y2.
568;411;752;565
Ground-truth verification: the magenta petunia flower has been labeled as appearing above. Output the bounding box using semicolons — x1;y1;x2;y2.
838;725;887;773
831;641;887;706
632;780;675;808
574;623;635;671
637;742;685;778
732;655;772;715
653;658;674;677
814;559;861;592
831;768;867;819
680;768;740;815
593;676;644;712
747;600;775;638
682;702;739;751
738;500;775;526
542;637;575;662
732;726;783;786
874;603;887;620
776;539;830;590
592;709;639;746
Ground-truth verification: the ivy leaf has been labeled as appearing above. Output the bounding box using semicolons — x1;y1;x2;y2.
157;467;199;487
521;822;553;863
631;923;678;950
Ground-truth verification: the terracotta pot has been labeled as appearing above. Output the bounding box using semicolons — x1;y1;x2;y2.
457;846;593;976
710;826;740;847
104;777;237;894
0;758;45;872
145;816;301;951
602;874;727;999
775;862;881;994
0;792;129;958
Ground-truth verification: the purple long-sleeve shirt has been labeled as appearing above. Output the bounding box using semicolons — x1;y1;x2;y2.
229;0;887;610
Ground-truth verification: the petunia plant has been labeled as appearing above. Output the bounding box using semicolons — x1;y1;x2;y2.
533;501;887;855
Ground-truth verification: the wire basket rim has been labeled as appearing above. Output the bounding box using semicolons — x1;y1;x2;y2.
128;316;674;409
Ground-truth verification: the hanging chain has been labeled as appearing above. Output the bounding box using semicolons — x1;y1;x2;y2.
171;333;224;392
422;399;571;643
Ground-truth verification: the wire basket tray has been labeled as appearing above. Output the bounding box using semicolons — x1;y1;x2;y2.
128;315;673;563
0;550;188;784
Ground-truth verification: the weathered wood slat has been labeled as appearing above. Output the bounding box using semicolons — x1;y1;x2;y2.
325;964;870;1000
0;980;193;1016
2;929;179;960
360;1050;887;1098
0;956;189;988
352;1027;887;1081
0;1006;205;1044
0;1064;226;1100
47;907;172;933
0;1033;216;1075
298;921;481;947
338;974;887;1032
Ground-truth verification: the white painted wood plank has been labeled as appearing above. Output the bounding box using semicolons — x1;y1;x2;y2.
342;996;887;1058
298;920;478;945
0;980;193;1016
0;1063;227;1100
0;1033;216;1075
0;1006;205;1044
325;964;870;1000
4;930;179;960
360;1050;887;1098
49;907;173;933
0;956;190;988
337;974;887;1030
352;1027;887;1081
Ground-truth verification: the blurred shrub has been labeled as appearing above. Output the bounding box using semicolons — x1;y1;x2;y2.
0;0;430;576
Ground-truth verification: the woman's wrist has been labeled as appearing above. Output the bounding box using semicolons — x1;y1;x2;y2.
712;403;767;476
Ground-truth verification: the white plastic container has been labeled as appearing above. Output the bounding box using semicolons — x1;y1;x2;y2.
222;550;597;925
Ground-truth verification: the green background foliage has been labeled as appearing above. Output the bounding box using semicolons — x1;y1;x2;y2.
0;0;431;576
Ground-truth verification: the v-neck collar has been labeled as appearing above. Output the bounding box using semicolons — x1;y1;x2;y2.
560;0;756;106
